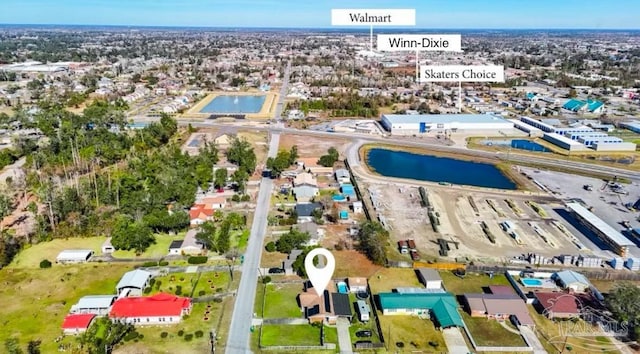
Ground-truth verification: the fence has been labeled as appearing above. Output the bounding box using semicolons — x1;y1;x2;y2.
413;261;466;270
366;284;386;346
344;158;373;221
467;264;640;281
260;344;335;351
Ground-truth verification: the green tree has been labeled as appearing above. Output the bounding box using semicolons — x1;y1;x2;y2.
356;221;389;265
216;220;231;254
288;145;299;165
27;340;41;354
195;221;216;251
227;137;256;175
110;216;155;254
0;194;13;219
607;282;640;339
317;147;340;167
214;168;228;189
231;169;249;193
276;228;310;254
225;212;245;230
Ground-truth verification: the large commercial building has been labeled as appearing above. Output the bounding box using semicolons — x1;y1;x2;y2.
381;114;513;135
566;202;635;257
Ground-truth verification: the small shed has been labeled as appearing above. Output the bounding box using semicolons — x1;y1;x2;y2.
168;240;183;255
102;238;114;254
56;250;94;264
352;201;363;214
416;268;443;289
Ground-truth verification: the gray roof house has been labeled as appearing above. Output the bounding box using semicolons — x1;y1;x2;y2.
334;169;350;183
293;185;319;202
552;270;591;292
70;295;116;316
295;222;325;246
116;269;152;296
295;203;322;223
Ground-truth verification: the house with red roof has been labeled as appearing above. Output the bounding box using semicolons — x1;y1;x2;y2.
109;293;192;326
189;204;215;225
62;314;96;335
533;292;582;319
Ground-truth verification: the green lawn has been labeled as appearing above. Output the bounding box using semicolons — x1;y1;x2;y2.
368;268;422;293
440;271;510;294
324;326;338;346
112;233;183;258
9;237;106;268
117;301;225;354
233;229;250;251
461;312;526;347
0;263;136;353
263;283;303;319
260;324;321;346
378;314;447;351
151;271;231;298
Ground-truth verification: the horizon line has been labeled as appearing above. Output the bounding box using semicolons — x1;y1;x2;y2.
1;23;639;31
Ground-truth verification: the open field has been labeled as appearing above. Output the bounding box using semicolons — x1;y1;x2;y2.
461;312;527;347
333;250;383;278
112;233;183;258
529;306;620;354
588;279;640;294
278;134;350;157
263;283;303;319
368;268;421;293
378;314;447;351
10;237;105;268
150;270;231;298
440;271;510;294
0;264;135;353
260;324;322;346
237;130;269;165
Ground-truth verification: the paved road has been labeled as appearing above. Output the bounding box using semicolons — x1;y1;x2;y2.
520;326;548;354
336;318;353;354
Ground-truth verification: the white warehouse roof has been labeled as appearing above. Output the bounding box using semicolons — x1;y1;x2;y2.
56;249;94;262
566;202;634;247
116;269;152;290
72;295;116;310
383;113;510;124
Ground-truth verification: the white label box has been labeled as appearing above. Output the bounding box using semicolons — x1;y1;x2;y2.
377;34;462;52
419;65;505;83
331;9;416;26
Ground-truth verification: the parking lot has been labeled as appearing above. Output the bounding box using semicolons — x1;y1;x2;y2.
521;166;640;258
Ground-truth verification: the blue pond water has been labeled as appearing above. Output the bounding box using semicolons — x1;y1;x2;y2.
200;95;266;114
511;139;551;152
366;148;517;190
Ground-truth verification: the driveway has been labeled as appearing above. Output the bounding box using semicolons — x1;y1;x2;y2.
442;327;470;354
336;318;353;354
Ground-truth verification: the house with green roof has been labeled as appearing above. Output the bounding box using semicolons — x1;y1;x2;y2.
378;292;464;328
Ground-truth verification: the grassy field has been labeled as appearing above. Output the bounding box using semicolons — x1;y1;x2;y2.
368;268;422;293
233;229;250;251
378;314;447;351
260;324;321;346
10;237;105;268
116;301;220;354
461;312;526;347
151;270;231;298
529;306;620;354
440;271;511;294
0;263;135;353
263;283;303;319
112;233;183;258
587;279;640;294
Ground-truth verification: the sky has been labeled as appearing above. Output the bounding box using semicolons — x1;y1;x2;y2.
0;0;638;29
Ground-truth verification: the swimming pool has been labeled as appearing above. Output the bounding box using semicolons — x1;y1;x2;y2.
337;281;348;294
520;278;543;287
332;194;346;202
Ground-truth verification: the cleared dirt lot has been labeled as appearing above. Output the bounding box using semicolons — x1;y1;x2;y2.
366;182;583;262
278;134;350;157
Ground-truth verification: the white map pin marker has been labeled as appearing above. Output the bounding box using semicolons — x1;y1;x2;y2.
305;248;335;297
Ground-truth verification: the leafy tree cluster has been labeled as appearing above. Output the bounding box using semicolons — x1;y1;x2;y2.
318;147;339;167
356;221;389;265
266;145;298;176
195;212;246;254
77;317;136;354
110;216;155;254
607;282;640;340
275;228;310;254
226;137;256;192
0;233;23;268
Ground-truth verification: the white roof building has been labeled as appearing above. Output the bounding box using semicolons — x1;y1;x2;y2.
56;249;94;263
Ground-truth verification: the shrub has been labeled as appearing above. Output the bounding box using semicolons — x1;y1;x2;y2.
182;314;190;320
124;331;138;341
265;242;276;252
241;194;251;202
262;276;272;284
231;194;240;202
160;332;168;339
184;334;193;341
39;259;52;269
149;278;156;287
142;261;158;267
175;285;182;296
213;298;223;303
177;330;184;337
158;260;169;266
143;287;152;294
188;256;208;264
198;290;206;296
216;287;223;293
195;330;204;338
155;280;162;289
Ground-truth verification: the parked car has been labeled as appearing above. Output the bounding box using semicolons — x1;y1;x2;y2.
268;267;284;274
355;330;372;338
410;250;420;261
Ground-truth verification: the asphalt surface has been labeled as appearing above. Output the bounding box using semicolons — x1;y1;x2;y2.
226;61;290;354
